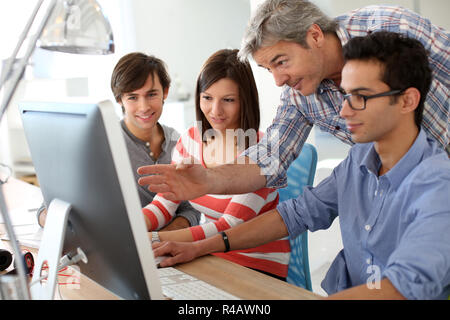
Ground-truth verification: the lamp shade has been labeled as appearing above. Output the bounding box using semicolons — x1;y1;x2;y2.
38;0;114;55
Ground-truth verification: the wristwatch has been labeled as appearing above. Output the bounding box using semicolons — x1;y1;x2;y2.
151;232;160;243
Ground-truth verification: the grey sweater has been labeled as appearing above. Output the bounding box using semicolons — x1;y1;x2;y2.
120;120;200;227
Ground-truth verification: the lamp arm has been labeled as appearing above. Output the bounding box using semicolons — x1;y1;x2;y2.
0;0;58;300
0;0;45;87
0;0;57;122
0;187;31;299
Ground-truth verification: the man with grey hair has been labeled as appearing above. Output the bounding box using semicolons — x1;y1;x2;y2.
138;1;448;202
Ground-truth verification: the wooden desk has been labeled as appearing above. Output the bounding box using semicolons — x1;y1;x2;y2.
177;255;321;300
1;178;322;300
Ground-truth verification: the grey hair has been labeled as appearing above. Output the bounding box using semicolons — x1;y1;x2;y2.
238;0;338;61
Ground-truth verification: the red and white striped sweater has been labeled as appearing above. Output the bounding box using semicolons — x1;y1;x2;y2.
143;126;290;278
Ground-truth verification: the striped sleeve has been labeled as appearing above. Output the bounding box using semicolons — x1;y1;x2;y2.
190;188;279;240
142;194;180;231
142;127;201;230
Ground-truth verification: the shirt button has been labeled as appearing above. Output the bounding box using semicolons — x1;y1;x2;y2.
365;225;371;231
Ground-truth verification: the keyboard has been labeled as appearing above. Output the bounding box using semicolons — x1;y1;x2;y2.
158;267;240;300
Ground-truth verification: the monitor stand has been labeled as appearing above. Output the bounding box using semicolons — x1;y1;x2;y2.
30;198;71;300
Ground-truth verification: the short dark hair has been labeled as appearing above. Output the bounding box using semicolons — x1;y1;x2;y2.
195;49;260;147
343;31;432;128
110;52;171;104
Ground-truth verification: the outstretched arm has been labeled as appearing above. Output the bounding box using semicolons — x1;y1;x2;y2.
137;160;266;201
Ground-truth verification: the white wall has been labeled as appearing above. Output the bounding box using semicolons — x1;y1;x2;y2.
419;0;450;30
127;0;251;101
1;0;252;107
0;0;252;174
1;0;448;172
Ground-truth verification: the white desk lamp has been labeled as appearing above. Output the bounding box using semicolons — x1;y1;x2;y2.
0;0;114;299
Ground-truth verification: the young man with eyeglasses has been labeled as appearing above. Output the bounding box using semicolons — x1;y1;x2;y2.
151;31;450;300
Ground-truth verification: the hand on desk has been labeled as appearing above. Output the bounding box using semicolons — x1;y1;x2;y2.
152;241;200;268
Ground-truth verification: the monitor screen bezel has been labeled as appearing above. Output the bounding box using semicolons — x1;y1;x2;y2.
20;100;163;300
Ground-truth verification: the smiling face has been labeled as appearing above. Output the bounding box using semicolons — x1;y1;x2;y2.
253;39;325;96
339;60;403;144
199;78;241;134
120;72;168;140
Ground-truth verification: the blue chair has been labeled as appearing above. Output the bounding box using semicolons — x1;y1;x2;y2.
277;143;317;291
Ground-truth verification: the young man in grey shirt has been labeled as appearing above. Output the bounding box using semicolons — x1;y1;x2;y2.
38;52;200;229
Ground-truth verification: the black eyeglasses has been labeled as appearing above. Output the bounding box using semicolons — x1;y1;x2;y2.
342;89;406;110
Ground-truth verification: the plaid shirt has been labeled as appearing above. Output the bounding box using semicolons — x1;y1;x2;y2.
244;5;450;188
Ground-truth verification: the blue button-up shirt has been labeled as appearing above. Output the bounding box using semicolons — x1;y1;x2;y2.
278;130;450;299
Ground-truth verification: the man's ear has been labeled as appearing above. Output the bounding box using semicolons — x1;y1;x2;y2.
400;87;420;114
307;24;325;48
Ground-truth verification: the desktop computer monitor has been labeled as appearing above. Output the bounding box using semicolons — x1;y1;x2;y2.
19;100;163;299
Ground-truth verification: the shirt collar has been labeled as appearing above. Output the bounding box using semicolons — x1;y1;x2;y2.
317;23;348;94
359;129;428;190
121;119;146;146
335;22;351;47
359;144;381;176
120;119;138;142
120;119;168;151
159;123;170;150
385;129;427;190
317;79;342;94
318;79;338;90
